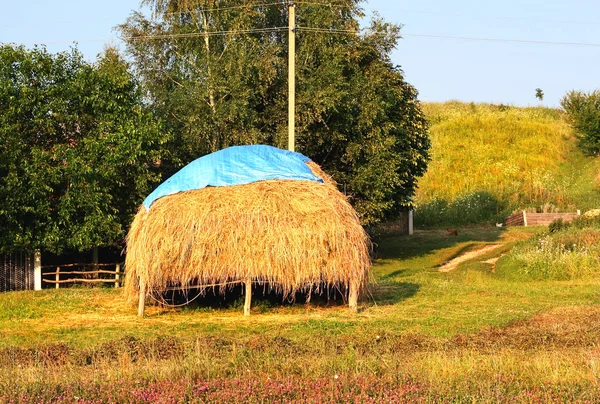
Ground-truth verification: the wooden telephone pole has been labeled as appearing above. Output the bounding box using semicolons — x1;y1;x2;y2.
288;3;295;152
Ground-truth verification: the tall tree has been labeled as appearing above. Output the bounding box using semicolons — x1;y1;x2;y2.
119;0;429;225
0;45;170;253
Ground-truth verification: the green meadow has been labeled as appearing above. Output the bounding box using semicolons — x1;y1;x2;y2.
1;226;599;402
2;102;600;402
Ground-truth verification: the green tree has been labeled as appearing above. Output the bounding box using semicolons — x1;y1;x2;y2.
535;88;544;103
561;90;600;155
0;45;170;253
119;0;429;225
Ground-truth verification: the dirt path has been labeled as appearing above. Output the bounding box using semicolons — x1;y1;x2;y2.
439;244;502;272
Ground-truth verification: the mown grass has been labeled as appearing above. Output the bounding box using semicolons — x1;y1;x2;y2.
1;226;600;402
417;102;600;226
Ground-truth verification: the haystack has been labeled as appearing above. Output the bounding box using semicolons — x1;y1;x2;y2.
124;145;371;316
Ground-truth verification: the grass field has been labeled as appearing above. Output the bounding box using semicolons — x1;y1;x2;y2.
417;102;600;226
2;226;599;402
2;101;599;402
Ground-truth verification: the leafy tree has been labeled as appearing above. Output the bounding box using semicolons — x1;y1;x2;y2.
535;88;544;102
561;90;600;155
119;0;429;225
0;45;170;253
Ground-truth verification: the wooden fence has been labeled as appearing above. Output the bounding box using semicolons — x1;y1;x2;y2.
41;263;123;288
505;210;581;227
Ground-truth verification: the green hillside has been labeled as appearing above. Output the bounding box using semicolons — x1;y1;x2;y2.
416;102;600;226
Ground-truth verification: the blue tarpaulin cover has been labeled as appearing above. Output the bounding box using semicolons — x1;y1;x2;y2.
143;145;324;210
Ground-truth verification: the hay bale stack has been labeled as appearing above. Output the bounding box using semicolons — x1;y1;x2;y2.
124;159;371;314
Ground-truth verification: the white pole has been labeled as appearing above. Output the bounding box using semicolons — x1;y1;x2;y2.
408;210;414;235
288;3;296;152
34;250;42;291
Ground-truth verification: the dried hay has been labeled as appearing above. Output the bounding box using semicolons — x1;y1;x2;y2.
124;162;371;305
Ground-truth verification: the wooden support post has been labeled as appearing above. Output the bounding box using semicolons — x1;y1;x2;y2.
288;3;296;152
244;278;252;316
348;282;358;313
522;210;528;227
33;250;42;291
55;266;60;289
92;247;99;279
115;264;121;288
138;279;146;318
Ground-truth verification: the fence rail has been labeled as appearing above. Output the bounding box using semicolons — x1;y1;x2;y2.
41;263;123;289
505;210;581;227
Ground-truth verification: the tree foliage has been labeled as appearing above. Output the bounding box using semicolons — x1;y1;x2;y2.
0;45;169;253
535;88;544;102
561;90;600;156
120;0;430;225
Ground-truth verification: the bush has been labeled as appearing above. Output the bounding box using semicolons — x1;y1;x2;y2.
415;190;507;227
561;90;600;155
548;218;570;233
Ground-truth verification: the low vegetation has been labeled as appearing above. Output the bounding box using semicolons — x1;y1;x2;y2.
498;215;600;280
416;102;600;226
1;227;599;402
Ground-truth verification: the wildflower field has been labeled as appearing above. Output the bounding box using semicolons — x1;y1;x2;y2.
416;102;600;226
1;226;600;403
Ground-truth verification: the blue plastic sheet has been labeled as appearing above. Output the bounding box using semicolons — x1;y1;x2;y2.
143;145;324;210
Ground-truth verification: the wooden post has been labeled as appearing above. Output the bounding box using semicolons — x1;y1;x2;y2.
244;278;252;316
92;247;99;279
115;264;121;288
55;266;60;289
522;210;528;227
348;282;358;313
138;279;146;318
33;250;42;291
288;3;296;152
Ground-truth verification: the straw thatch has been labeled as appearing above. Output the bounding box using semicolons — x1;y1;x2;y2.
124;161;371;308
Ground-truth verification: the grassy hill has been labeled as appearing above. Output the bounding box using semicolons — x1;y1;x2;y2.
416;102;600;226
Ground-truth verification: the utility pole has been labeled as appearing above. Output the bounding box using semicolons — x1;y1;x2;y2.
288;3;295;152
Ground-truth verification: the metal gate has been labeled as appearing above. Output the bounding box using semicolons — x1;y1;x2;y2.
0;252;34;292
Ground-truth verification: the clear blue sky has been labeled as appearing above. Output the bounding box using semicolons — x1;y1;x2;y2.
2;0;599;107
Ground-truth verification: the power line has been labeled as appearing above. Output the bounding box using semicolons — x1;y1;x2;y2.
297;27;600;47
401;33;600;48
389;8;600;26
4;25;600;48
122;27;286;41
160;1;285;17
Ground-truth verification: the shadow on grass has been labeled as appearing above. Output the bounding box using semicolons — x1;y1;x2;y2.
153;284;361;312
374;227;505;262
369;282;420;306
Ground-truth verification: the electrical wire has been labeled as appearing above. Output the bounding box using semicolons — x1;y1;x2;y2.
159;1;286;17
297;27;600;47
401;33;600;48
121;26;286;41
386;8;600;26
